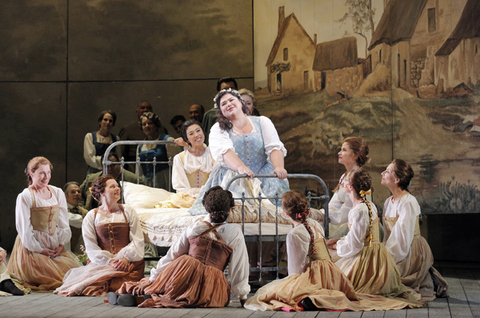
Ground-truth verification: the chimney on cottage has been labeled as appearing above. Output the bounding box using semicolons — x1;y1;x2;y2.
278;6;285;35
314;34;317;45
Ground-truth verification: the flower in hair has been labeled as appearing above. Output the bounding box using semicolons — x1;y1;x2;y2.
213;88;243;105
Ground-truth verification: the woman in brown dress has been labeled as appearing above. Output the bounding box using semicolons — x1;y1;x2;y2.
55;175;144;296
113;186;250;308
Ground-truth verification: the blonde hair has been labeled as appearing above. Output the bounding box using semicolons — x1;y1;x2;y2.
26;157;53;185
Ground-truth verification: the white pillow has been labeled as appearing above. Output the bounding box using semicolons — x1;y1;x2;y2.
122;181;172;209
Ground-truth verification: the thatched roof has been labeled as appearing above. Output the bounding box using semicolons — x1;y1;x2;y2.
368;0;427;50
436;0;480;56
265;13;314;66
312;37;358;71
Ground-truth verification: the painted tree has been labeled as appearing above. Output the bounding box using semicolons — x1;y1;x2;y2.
337;0;375;57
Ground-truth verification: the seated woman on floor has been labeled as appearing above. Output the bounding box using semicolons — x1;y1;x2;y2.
189;88;289;215
55;175;144;296
330;168;420;301
245;190;423;312
381;159;448;300
111;186;250;308
8;156;81;291
172;120;217;198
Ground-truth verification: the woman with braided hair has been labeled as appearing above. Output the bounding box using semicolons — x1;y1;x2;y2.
332;168;420;300
381;159;448;300
245;190;422;312
111;186;250;308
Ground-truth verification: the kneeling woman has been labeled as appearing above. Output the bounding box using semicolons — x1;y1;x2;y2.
114;186;250;308
332;168;417;300
245;190;421;312
55;175;144;296
381;159;448;300
8;157;81;291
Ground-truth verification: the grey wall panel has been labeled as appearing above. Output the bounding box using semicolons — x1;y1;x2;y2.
0;0;67;81
68;0;253;81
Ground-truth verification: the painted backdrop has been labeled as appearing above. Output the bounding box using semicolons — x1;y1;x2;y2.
254;0;479;214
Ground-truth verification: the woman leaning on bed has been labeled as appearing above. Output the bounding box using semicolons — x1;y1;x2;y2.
189;88;289;215
172;120;217;198
55;175;144;297
112;186;250;308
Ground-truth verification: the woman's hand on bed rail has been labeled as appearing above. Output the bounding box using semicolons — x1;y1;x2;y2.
273;167;288;179
238;165;255;178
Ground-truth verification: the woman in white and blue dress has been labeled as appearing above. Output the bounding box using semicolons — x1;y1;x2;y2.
189;88;289;215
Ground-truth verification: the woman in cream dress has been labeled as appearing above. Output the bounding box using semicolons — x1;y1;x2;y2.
245;190;423;312
332;168;421;303
172;120;217;198
8;157;81;291
381;159;448;300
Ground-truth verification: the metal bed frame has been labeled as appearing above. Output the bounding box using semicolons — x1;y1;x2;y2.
225;174;329;282
102;140;331;282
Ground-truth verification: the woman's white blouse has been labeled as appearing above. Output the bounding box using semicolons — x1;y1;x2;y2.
208;116;287;164
172;147;217;194
83;132;117;170
82;205;144;265
383;194;420;263
15;186;71;253
286;219;325;275
149;216;251;299
336;202;379;259
328;174;352;225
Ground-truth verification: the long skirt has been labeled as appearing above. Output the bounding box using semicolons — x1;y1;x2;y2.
7;236;81;291
118;255;229;308
55;260;144;296
245;259;425;312
397;235;448;300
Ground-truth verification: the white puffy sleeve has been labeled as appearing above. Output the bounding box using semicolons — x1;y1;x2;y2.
115;205;145;262
286;228;309;275
15;190;43;253
225;226;250;300
328;181;352;225
384;197;419;263
54;187;72;246
336;206;367;258
258;116;287;158
172;152;191;193
83;133;102;169
208;123;235;164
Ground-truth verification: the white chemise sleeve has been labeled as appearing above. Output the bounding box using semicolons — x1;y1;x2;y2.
258;116;287;158
208;123;235;164
384;196;419;263
336;205;370;258
83;133;102;170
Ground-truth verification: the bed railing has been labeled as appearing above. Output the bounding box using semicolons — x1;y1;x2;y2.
102;140;179;192
226;174;330;282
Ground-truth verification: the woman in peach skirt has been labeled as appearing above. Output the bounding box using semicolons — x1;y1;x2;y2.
55;175;144;296
381;159;448;300
8;157;81;291
245;190;424;312
113;186;250;308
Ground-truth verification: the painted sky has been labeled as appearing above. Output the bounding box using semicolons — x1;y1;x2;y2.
254;0;385;88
